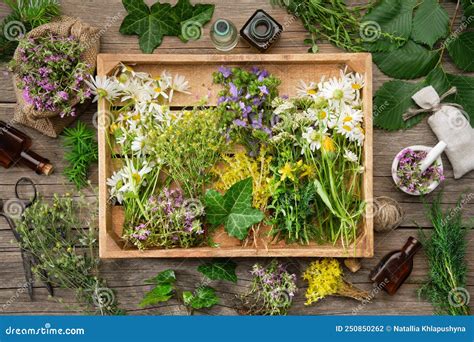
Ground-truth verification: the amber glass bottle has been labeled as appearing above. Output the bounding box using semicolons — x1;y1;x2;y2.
0;121;53;175
370;236;422;295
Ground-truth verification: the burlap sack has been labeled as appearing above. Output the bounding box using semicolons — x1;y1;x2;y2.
12;16;100;138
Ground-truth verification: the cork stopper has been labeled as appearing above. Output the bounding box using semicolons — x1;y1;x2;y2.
41;163;54;176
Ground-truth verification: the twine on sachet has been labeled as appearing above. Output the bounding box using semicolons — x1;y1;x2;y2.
403;86;464;121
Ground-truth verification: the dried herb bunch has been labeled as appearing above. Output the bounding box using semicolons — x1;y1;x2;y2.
16;193;123;315
418;193;471;315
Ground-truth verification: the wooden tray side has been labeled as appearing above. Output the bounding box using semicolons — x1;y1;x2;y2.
97;53;374;259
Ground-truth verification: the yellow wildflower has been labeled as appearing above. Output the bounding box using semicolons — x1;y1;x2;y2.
279;162;296;182
300;164;315;179
322;136;336;153
303;259;343;305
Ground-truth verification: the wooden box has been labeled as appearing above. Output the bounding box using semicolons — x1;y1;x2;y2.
97;54;373;259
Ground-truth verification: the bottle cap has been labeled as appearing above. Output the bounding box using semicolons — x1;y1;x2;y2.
214;19;230;36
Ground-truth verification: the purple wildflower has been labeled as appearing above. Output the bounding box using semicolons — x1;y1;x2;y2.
58;91;69;101
218;66;232;78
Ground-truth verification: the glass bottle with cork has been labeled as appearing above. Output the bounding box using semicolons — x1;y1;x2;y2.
370;236;422;295
0;121;53;175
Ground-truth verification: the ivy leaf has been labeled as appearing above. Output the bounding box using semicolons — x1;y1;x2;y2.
183;286;219;309
362;0;417;52
411;0;449;48
140;269;176;308
447;32;474;72
373;80;424;130
139;284;174;307
204;178;264;240
373;40;440;79
144;269;176;285
425;68;474;126
120;0;178;53
172;0;215;42
197;260;238;283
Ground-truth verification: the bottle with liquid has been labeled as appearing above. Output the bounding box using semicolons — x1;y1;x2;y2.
369;236;422;295
0;121;53;175
240;9;283;52
210;19;239;52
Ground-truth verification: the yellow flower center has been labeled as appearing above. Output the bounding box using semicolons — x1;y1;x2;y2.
352;83;362;90
343;125;352;132
154;87;162;93
343;116;353;123
319;111;327;120
132;173;141;183
307;88;317;95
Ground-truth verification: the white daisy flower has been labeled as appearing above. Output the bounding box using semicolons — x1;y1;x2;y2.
302;126;328;153
296;80;318;98
336;121;357;141
119;63;150;80
319;77;355;105
349;72;365;91
131;134;147;154
353;125;365;146
337;107;363;127
343;149;358;163
120;162;153;193
107;170;125;203
85;75;121;102
169;74;191;102
121;79;152;104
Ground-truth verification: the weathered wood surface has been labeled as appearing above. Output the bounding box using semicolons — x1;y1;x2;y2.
0;0;473;315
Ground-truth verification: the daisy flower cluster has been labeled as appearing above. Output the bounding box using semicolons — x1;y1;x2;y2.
89;64;214;249
294;67;365;149
268;67;366;246
10;35;92;118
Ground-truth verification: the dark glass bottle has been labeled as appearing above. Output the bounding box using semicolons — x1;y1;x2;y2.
369;236;422;295
240;9;283;52
0;121;53;175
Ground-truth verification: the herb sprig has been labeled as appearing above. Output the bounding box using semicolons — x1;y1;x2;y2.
62;121;98;189
418;193;471;316
0;0;60;62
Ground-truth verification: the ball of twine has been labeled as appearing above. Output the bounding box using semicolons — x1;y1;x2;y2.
373;196;404;232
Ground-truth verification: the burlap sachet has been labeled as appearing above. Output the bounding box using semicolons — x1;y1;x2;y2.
12;16;100;138
403;86;474;179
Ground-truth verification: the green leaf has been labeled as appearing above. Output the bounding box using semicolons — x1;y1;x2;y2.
373;40;440;79
463;5;474;28
204;178;264;240
313;179;337;215
120;0;214;53
139;284;174;307
373;80;424;130
140;269;177;308
120;0;178;53
425;68;474;126
447;32;474;72
362;0;417;52
144;269;176;285
183;286;219;309
197;260;237;283
411;0;449;48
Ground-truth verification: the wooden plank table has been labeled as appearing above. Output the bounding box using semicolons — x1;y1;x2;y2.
0;0;473;315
